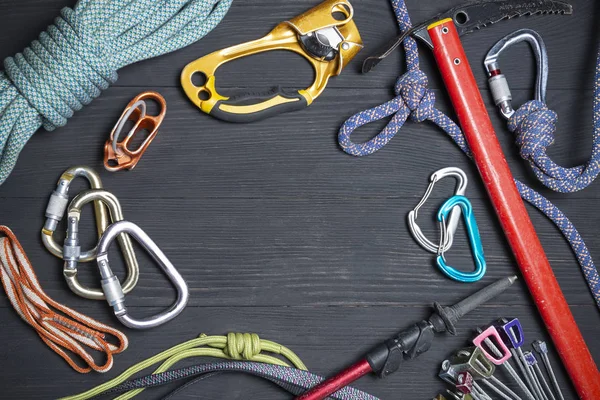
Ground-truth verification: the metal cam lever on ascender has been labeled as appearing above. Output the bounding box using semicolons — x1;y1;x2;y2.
180;0;363;123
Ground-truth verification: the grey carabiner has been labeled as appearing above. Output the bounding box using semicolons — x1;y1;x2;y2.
484;29;548;119
42;166;109;261
96;220;189;329
408;167;468;253
64;189;139;300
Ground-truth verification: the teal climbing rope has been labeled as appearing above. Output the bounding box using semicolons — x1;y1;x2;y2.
0;0;233;185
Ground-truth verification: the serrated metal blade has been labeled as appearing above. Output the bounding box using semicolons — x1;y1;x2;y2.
450;0;572;37
362;0;572;73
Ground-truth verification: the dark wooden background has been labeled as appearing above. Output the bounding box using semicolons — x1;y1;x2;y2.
0;0;599;399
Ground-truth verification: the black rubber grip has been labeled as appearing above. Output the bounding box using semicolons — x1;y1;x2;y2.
210;86;308;123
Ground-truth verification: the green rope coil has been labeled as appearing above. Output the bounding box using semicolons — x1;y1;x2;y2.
0;0;233;185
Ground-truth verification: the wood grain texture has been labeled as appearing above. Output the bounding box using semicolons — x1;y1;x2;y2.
0;0;598;399
1;305;598;399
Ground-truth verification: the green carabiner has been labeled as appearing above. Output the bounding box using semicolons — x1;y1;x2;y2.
436;195;486;283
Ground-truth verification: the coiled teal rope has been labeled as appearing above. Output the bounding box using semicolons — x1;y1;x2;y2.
0;0;233;185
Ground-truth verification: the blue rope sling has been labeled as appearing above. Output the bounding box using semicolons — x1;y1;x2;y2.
0;0;233;185
338;0;600;308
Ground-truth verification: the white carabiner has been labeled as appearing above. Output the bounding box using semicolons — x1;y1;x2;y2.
96;221;189;329
407;167;468;253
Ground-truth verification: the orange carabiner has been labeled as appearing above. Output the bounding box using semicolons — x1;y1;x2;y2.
104;91;166;171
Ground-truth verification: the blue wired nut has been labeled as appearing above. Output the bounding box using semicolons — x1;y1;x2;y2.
531;340;548;354
523;351;538;366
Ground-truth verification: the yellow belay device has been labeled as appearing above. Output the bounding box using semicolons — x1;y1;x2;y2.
180;0;363;122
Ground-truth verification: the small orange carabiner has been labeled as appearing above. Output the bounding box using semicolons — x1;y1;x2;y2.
104;91;166;171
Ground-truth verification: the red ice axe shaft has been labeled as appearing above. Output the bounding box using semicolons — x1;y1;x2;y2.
428;19;600;398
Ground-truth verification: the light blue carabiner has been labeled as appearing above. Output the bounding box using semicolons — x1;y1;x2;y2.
435;195;486;283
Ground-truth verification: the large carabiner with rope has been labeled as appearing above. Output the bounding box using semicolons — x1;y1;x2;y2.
42;166;109;261
64;189;139;300
484;29;548;119
96;220;189;329
180;0;363;122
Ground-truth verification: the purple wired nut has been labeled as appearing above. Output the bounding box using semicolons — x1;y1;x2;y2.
495;318;524;349
523;351;537;366
532;340;548;354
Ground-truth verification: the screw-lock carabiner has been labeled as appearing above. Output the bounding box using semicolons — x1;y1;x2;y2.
96;220;189;329
42;166;109;262
484;29;548;119
65;189;139;300
408;167;468;254
436;196;486;283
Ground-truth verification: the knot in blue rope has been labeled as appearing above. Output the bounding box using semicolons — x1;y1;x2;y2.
508;100;558;160
395;70;435;123
4;8;118;132
338;69;442;156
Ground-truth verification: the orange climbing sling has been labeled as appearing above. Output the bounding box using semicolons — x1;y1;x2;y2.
0;226;128;373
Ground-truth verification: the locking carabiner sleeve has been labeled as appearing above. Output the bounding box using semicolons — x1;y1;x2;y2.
42;166;109;262
96;220;189;329
484;29;548;119
408;167;468;254
435;196;486;283
104;91;166;171
180;0;362;123
65;189;139;300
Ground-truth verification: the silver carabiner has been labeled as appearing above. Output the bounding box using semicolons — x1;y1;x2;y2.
96;220;189;329
42;166;109;261
408;167;468;253
484;29;548;119
64;189;139;300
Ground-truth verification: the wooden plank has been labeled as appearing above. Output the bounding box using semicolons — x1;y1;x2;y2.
0;196;597;308
1;87;597;201
0;305;595;399
0;0;596;91
0;0;598;399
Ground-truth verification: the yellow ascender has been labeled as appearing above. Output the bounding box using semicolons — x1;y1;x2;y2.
180;0;363;123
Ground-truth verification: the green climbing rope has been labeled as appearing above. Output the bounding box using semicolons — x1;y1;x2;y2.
61;333;307;400
0;0;232;185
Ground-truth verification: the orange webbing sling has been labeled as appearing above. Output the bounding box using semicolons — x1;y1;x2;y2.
0;226;128;373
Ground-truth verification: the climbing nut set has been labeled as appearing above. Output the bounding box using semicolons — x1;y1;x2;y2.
0;0;598;399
